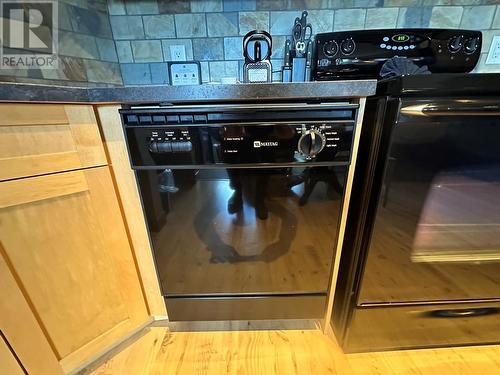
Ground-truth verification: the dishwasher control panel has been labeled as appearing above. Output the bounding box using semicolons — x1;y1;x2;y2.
120;104;357;167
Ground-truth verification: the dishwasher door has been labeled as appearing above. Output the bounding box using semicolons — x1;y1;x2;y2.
358;98;500;305
137;166;346;297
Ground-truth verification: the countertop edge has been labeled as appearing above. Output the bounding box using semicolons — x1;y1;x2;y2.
0;81;377;104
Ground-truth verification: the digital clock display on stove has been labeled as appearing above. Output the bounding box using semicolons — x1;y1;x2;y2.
392;34;410;43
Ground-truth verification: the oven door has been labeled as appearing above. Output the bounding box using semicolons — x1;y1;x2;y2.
359;98;500;305
137;165;346;297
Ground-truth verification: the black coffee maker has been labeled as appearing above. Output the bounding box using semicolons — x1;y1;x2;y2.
242;30;272;83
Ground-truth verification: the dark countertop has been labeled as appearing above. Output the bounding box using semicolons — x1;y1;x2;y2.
0;80;377;104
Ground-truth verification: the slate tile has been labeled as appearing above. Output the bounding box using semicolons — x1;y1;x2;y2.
328;0;354;8
308;10;335;33
193;38;224;60
429;6;463;28
84;60;122;85
150;62;170;84
42;56;87;81
116;41;134;63
383;0;420;5
175;14;207;37
223;0;256;11
200;61;210;82
334;9;366;31
287;0;329;9
68;6;112;38
59;31;99;59
209;60;239;82
207;13;239;37
58;3;73;31
460;5;495;29
125;0;159;15
121;63;152;85
107;0;126;15
191;0;223;12
143;15;176;39
131;40;163;62
239;11;270;35
493;6;500;28
270;11;301;35
396;6;432;28
366;7;398;29
158;0;191;13
257;0;287;10
271;35;287;59
96;38;118;62
224;37;244;59
110;16;145;39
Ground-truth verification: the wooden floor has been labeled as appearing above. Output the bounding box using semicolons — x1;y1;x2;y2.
85;327;500;375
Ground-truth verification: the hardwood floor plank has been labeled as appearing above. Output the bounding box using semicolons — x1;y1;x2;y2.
85;327;500;375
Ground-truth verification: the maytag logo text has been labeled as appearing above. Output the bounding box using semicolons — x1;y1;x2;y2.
253;141;279;148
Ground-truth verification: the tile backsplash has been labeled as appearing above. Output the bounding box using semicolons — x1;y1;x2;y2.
0;0;122;86
111;0;500;85
0;0;499;86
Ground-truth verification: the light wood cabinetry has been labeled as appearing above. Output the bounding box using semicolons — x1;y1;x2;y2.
0;104;151;374
96;106;166;317
0;244;64;375
0;335;25;375
0;104;106;181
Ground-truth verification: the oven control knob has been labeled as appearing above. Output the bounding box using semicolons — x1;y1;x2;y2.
448;35;463;53
341;38;356;55
323;40;339;57
298;130;326;159
464;37;479;54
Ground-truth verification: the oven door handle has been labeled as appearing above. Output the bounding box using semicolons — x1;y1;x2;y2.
426;307;500;318
401;102;500;116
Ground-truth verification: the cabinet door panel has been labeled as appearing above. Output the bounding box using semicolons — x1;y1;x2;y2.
0;334;25;375
0;245;63;375
0;104;106;181
0;167;148;368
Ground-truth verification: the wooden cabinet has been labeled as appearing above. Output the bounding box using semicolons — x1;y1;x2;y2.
0;241;63;375
0;104;106;181
0;104;150;373
0;335;25;375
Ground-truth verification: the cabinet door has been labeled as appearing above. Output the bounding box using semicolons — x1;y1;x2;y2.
0;242;63;375
0;167;149;372
0;104;106;181
0;335;25;375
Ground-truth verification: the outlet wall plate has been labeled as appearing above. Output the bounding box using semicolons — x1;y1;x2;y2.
170;45;186;61
167;61;201;86
486;35;500;65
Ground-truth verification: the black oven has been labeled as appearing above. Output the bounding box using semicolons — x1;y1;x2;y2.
333;74;500;352
121;102;360;321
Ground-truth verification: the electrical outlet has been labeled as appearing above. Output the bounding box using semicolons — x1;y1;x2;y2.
486;35;500;65
170;45;186;61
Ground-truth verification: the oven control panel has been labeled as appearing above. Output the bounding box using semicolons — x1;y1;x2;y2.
120;104;357;167
313;28;482;80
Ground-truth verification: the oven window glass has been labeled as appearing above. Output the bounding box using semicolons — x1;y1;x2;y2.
137;167;346;296
360;115;500;304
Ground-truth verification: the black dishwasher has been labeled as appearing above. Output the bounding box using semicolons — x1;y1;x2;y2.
121;102;359;321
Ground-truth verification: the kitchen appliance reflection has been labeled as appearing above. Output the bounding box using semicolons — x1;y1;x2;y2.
142;166;345;296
